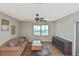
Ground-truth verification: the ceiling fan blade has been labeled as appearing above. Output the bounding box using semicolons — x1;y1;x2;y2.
39;19;47;22
35;18;39;22
39;17;44;19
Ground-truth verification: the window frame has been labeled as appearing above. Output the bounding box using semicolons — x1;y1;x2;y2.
33;24;49;36
33;25;41;36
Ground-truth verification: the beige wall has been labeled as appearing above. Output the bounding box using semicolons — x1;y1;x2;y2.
0;11;20;46
55;18;74;42
20;21;54;42
54;11;79;55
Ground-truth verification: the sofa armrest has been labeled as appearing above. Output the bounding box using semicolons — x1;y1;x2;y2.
0;47;22;56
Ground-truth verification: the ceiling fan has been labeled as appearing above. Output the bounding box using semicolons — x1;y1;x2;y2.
35;13;47;22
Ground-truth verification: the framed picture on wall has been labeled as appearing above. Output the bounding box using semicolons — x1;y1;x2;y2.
11;25;16;35
1;19;9;31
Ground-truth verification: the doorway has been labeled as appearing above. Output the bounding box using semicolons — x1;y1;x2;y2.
76;22;79;56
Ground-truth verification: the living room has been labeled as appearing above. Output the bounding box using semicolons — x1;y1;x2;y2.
0;3;79;56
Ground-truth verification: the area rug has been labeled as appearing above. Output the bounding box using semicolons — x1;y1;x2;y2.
31;52;40;56
31;46;52;56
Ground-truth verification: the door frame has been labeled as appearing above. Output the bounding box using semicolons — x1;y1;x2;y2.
73;21;76;56
73;20;79;56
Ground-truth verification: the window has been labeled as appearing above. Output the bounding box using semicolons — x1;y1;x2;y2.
41;25;48;35
33;25;40;36
33;25;48;36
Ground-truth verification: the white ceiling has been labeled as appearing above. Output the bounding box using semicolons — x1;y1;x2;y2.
0;3;79;21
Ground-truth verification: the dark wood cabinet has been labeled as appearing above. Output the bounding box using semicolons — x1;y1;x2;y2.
52;36;72;55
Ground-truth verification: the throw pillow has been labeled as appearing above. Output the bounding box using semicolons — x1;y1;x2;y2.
19;38;24;43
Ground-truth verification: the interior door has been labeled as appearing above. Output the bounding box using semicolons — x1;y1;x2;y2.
76;22;79;56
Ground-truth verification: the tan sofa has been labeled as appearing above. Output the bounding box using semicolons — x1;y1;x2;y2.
0;37;28;56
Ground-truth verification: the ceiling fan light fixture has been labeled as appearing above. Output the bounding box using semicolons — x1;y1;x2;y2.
36;13;39;16
34;13;47;22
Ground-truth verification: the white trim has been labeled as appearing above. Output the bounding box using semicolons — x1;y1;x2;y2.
73;19;79;22
73;22;76;56
73;19;79;55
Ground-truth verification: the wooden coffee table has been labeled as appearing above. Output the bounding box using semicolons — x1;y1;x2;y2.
31;46;42;51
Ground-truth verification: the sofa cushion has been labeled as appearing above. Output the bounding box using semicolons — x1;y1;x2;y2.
2;42;9;47
16;43;23;47
22;41;27;47
24;38;28;41
9;42;15;47
19;38;25;43
16;41;27;47
10;38;19;45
